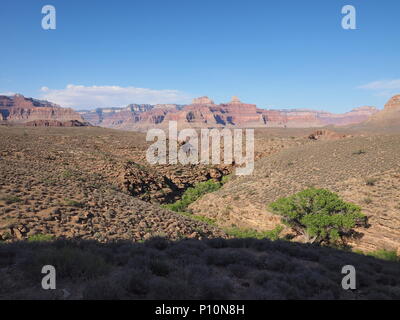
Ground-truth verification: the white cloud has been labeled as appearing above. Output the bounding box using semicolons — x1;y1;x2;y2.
358;79;400;90
39;84;191;109
358;79;400;99
0;91;16;96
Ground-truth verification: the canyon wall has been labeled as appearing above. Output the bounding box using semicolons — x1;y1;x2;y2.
79;96;379;131
0;94;88;127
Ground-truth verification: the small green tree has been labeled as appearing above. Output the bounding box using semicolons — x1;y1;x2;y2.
269;188;367;246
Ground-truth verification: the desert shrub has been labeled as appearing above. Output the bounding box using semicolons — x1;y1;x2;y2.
368;249;399;262
64;199;85;208
144;236;170;251
108;252;130;266
225;225;283;240
82;279;126;300
188;214;216;225
228;263;250;278
147;277;192;299
126;269;150;295
228;248;259;267
227;238;258;249
254;271;272;286
250;239;275;252
185;264;212;283
376;274;398;286
206;237;228;249
269;188;367;246
277;242;320;261
22;246;110;281
1;195;22;204
164;180;221;212
304;270;337;293
148;259;171;277
27;234;54;242
175;253;204;268
365;177;378;186
221;174;232;184
199;278;233;300
265;278;301;299
363;197;373;204
0;271;16;295
0;249;16;267
166;239;208;260
257;253;296;272
61;170;74;178
177;211;216;225
204;248;238;266
319;253;348;273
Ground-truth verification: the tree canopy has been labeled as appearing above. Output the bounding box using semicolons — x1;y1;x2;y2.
269;188;367;246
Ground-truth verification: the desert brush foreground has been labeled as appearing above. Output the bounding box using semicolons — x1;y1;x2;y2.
0;124;399;300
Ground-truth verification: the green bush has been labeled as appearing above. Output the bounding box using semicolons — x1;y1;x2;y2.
164;180;221;212
225;225;283;241
269;188;366;246
368;249;399;262
27;234;54;242
221;175;232;184
178;212;216;225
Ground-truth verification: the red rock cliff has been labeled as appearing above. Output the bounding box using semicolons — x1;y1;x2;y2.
0;94;87;126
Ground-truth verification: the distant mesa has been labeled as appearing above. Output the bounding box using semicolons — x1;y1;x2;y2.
0;94;88;127
229;96;242;104
192;96;214;105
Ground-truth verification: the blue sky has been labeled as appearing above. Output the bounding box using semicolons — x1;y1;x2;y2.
0;0;399;112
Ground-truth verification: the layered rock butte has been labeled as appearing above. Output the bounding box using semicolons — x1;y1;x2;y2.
0;94;87;127
79;96;379;131
364;95;400;126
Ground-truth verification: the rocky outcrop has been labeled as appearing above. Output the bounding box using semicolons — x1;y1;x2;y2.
25;120;88;127
0;94;88;126
363;95;400;127
80;96;378;131
308;130;348;141
119;161;233;203
383;95;400;110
